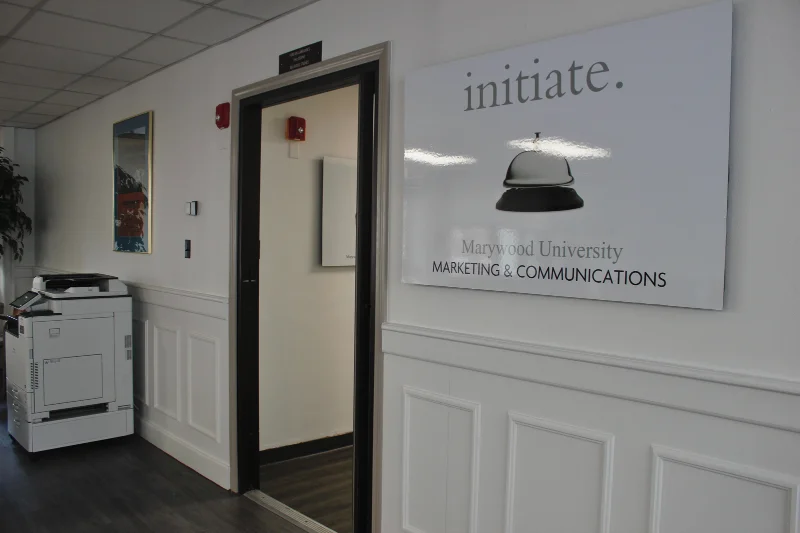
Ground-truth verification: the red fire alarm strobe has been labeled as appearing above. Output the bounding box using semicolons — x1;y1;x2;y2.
286;116;306;141
215;102;230;129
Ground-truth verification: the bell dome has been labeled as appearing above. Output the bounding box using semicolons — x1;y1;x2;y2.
504;150;574;188
496;133;584;212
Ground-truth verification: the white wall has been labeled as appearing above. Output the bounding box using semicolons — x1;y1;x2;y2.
259;86;357;450
0;127;12;307
35;0;800;379
33;0;800;529
0;127;36;308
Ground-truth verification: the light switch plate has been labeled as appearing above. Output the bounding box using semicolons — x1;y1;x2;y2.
185;201;197;216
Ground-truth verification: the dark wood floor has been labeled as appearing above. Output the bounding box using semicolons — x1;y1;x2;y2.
0;400;306;533
261;447;353;533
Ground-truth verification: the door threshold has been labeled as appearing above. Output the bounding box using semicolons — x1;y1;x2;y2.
245;490;338;533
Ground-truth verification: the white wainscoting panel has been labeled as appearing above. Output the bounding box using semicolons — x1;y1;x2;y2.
650;445;799;533
154;325;180;421
133;288;230;489
505;413;614;533
187;333;221;442
382;323;800;533
402;387;481;533
34;267;231;489
132;318;148;406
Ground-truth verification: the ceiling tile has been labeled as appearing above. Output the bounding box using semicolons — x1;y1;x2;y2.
0;82;53;100
3;0;40;6
123;36;205;66
66;76;128;95
45;90;98;106
0;63;80;89
215;0;314;20
14;112;53;125
92;58;161;82
14;12;150;55
0;121;38;128
42;0;202;33
0;110;16;121
27;102;77;115
164;8;260;45
0;4;28;36
0;97;33;112
0;39;111;74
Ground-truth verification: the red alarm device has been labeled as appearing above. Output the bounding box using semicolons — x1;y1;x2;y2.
215;103;230;129
286;116;306;141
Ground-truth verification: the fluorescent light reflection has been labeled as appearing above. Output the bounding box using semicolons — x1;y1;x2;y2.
507;137;610;160
405;148;477;166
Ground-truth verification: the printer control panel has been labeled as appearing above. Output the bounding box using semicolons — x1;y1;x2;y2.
9;291;43;316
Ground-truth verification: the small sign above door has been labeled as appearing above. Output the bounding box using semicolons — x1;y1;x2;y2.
279;41;322;74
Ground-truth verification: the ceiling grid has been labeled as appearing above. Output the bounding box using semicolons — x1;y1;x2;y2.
0;0;317;128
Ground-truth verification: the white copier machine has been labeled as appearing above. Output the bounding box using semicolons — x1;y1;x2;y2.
5;273;133;452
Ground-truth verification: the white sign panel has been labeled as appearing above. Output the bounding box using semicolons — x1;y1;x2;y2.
322;156;357;266
402;2;732;309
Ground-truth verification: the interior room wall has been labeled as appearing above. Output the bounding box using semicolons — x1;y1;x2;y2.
258;86;357;451
0;127;11;307
0;127;36;308
34;0;800;379
31;0;800;527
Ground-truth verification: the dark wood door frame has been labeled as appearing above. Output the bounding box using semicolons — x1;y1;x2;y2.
228;44;389;533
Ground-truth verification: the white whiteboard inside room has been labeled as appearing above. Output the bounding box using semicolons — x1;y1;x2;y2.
321;156;357;266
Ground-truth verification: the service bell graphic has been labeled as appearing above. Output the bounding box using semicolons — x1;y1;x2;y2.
496;132;585;212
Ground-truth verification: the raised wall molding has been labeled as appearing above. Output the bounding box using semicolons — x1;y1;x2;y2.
650;445;800;533
383;323;799;395
402;386;481;533
505;412;614;533
382;323;800;434
130;282;228;304
153;324;181;422
129;283;228;320
132;318;149;406
187;331;222;443
135;299;229;490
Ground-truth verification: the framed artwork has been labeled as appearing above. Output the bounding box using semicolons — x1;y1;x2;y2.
113;111;152;253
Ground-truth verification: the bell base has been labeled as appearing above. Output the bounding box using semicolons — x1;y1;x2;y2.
496;187;584;212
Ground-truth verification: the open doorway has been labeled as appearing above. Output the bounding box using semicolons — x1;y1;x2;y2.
258;85;359;533
230;44;389;533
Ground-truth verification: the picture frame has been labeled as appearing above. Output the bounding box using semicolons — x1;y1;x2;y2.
113;111;153;253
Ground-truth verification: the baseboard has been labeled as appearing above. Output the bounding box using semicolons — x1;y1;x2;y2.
260;433;353;465
136;415;231;490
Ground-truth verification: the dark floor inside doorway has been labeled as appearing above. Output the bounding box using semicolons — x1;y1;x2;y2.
261;446;354;533
0;400;306;533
